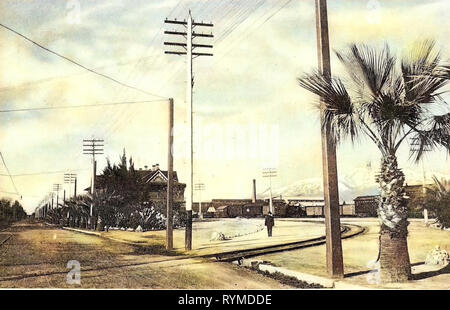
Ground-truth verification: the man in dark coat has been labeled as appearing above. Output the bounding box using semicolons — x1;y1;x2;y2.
265;211;275;237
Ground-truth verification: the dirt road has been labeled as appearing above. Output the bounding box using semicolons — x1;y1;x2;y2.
0;222;290;289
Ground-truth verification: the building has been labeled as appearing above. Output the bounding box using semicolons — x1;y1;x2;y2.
354;195;379;217
191;202;213;215
340;203;355;216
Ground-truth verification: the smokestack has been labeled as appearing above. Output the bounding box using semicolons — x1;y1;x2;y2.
252;179;257;203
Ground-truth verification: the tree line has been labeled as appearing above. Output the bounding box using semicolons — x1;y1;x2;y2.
37;150;185;231
0;199;28;227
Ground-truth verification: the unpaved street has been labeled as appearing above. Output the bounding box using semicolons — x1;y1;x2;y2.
0;222;290;289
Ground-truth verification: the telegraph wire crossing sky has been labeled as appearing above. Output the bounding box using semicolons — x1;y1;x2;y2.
0;0;449;213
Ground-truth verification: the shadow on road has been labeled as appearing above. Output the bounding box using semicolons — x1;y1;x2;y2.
344;261;426;279
411;264;450;280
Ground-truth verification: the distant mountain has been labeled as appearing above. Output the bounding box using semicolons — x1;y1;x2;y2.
259;167;449;203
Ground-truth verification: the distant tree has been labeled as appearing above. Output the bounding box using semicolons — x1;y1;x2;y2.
0;199;27;225
102;149;148;205
298;40;450;282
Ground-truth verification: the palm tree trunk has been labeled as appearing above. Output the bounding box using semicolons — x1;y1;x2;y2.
377;155;411;282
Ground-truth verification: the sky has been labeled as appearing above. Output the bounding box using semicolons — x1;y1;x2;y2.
0;0;449;214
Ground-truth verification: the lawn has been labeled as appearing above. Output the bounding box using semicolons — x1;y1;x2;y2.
254;219;450;289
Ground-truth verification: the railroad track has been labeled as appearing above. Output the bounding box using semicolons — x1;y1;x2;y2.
0;233;13;247
212;224;365;262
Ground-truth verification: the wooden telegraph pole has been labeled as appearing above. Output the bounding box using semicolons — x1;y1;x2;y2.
164;10;213;250
315;0;344;278
194;183;205;220
74;175;77;197
53;184;62;208
83;138;104;230
64;173;77;199
262;168;277;214
166;98;174;250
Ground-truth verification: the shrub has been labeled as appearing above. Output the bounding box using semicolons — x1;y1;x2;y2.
425;177;450;229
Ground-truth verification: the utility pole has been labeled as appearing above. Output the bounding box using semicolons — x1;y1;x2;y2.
252;179;257;203
315;0;344;278
64;173;77;199
166;98;174;251
53;184;62;208
164;11;213;250
411;137;431;224
83;138;104;229
194;183;205;220
262;168;277;214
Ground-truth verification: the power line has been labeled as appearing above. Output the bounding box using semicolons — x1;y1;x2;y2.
156;1;269;95
99;0;216;140
0;190;20;196
0;55;163;94
259;0;294;27
0;152;20;197
0;169;87;177
0;23;168;99
91;0;189;140
198;0;294;84
0;99;168;113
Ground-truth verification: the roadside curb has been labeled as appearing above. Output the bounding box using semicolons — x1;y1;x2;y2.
62;227;102;237
232;259;371;289
61;227;159;247
233;259;335;288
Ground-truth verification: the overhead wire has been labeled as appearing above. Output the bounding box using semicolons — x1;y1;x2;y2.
0;169;87;177
0;99;169;113
0;152;20;198
97;0;189;139
102;0;223;139
0;23;168;99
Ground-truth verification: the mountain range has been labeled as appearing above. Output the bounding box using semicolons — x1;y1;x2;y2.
259;167;448;203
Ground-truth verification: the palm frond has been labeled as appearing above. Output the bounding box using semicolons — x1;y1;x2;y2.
409;113;450;162
429;113;450;150
336;43;396;98
297;72;359;143
402;40;448;104
432;176;446;195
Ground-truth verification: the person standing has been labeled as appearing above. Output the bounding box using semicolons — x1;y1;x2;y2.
265;211;275;237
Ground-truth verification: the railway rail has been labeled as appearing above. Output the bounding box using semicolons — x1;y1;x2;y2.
212;224;366;262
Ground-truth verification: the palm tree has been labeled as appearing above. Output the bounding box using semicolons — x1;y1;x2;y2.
298;41;450;282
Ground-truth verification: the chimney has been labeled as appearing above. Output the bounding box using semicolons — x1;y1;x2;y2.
252;179;257;203
144;165;148;170
152;164;159;171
